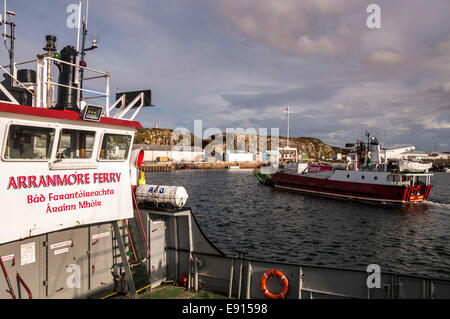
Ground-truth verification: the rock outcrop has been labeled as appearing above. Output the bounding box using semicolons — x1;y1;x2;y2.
134;128;340;159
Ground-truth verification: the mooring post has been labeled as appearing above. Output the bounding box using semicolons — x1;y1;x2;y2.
246;260;252;299
298;266;303;299
228;258;234;298
237;252;244;299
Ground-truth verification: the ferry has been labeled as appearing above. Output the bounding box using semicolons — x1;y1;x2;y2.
272;137;433;203
0;2;448;300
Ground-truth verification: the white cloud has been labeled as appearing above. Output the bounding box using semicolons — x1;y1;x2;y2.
296;35;342;56
440;81;450;94
367;50;406;65
437;38;450;54
422;117;450;130
216;0;357;57
6;0;450;150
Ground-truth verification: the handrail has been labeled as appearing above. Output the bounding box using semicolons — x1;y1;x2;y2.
37;56;110;110
2;58;37;69
44;56;110;76
47;81;105;96
0;256;16;299
81;94;108;100
3;56;115;115
124;219;139;264
16;272;32;299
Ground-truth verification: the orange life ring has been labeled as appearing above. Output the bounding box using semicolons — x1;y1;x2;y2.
348;164;355;171
260;269;289;299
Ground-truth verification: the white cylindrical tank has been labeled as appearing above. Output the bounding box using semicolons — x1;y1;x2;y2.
135;185;189;208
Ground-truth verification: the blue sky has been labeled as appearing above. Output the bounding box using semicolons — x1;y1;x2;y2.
2;0;450;151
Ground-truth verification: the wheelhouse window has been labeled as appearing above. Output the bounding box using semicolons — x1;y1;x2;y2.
4;125;55;160
99;134;132;160
387;174;402;183
57;129;95;159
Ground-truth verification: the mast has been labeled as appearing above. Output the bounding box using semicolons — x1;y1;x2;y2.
1;0;16;86
7;10;14;83
79;0;98;98
75;1;82;108
285;106;298;162
287;106;290;148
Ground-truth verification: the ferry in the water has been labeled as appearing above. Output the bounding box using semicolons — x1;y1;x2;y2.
272;136;433;203
0;1;158;299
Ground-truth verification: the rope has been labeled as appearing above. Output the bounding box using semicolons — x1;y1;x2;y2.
132;189;151;259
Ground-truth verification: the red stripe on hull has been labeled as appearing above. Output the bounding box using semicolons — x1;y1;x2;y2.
424;185;433;200
405;186;412;202
272;172;428;203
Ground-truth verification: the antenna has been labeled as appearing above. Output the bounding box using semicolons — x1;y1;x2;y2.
87;33;101;49
1;0;16;85
78;3;99;99
75;1;82;53
3;0;6;41
85;0;89;30
286;106;290;148
366;131;370;152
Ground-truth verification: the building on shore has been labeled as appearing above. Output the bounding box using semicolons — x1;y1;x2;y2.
265;150;281;164
279;146;298;162
134;144;204;163
224;150;256;162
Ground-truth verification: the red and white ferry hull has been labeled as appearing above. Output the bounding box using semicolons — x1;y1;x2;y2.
272;171;432;203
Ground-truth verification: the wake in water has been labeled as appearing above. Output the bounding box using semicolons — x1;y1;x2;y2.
426;200;450;212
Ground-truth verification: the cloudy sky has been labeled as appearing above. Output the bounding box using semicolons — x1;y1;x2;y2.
3;0;450;151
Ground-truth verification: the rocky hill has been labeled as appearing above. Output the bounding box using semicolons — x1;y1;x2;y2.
134;128;203;147
134;128;341;159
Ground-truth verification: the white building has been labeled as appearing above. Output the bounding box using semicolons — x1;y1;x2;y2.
172;146;204;162
134;144;204;162
279;147;298;161
266;150;280;164
389;151;450;161
225;151;255;162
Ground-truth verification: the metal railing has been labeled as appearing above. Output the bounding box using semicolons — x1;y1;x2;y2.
1;56;147;121
1;57;110;111
36;56;110;111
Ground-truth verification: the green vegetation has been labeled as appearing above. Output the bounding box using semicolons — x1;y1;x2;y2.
431;159;450;172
